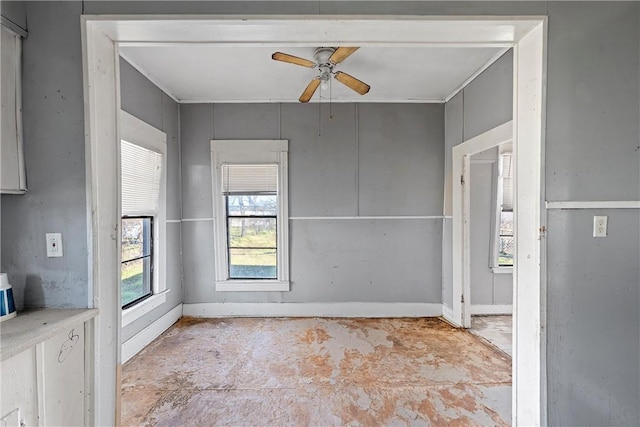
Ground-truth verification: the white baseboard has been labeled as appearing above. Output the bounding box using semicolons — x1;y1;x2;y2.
121;303;183;363
183;302;442;318
470;304;513;315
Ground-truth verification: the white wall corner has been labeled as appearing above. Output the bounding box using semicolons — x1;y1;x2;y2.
444;47;511;103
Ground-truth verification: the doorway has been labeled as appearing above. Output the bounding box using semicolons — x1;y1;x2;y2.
451;121;513;329
467;139;514;356
82;16;546;426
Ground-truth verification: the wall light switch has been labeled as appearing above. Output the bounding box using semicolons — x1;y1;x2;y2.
46;233;63;257
593;216;608;237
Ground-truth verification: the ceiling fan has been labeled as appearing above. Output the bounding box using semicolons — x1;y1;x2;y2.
271;47;371;103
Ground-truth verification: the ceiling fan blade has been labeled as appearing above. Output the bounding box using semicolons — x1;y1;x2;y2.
272;52;316;68
299;78;321;103
329;47;359;65
334;71;370;95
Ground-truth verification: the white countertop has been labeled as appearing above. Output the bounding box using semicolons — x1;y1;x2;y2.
0;308;99;361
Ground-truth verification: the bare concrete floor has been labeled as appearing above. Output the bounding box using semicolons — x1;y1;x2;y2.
122;317;511;426
470;316;513;357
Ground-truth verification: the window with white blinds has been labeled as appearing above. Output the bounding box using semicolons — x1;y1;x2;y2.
211;139;289;291
120;111;167;316
221;164;278;195
500;153;513;212
121;140;163;215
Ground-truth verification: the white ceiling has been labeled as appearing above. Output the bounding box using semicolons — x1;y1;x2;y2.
120;45;504;103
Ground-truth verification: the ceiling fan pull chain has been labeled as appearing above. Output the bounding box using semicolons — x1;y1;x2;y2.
329;77;333;120
318;102;322;137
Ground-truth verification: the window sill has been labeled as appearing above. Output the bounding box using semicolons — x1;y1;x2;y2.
215;280;290;292
492;267;513;274
122;290;169;327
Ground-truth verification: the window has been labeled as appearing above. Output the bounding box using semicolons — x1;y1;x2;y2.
211;140;289;291
495;153;514;267
120;111;167;320
121;217;153;308
498;211;514;266
224;165;278;279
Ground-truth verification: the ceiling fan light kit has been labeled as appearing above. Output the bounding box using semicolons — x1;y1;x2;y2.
271;46;371;103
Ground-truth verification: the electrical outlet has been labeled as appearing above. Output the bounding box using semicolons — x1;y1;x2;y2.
593;216;608;237
46;233;63;257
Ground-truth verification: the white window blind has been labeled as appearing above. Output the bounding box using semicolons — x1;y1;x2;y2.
501;153;513;212
121;140;163;215
221;164;278;195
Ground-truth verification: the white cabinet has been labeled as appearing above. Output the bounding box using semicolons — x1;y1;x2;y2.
0;347;39;426
1;323;85;426
1;26;26;194
0;309;97;427
40;324;85;426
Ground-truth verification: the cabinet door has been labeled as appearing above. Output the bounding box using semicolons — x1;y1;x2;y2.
40;324;85;426
1;27;26;194
0;348;39;426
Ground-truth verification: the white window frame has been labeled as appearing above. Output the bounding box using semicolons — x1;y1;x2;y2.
120;111;169;326
211;140;289;292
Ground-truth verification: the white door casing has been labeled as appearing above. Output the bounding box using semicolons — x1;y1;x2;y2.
81;16;546;426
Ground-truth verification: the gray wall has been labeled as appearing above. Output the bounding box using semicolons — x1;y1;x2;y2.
181;103;444;303
1;2;87;309
1;2;638;425
544;3;639;425
546;209;639;425
83;1;550;16
0;1;26;32
469;149;512;306
442;50;513;309
119;58;183;342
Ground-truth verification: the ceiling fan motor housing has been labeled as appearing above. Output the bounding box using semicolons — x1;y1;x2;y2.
314;47;336;66
314;47;336;83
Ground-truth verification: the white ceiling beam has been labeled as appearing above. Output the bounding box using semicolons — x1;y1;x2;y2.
89;16;543;45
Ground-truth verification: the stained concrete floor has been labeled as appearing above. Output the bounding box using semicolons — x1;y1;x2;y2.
470;316;513;357
122;317;512;426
